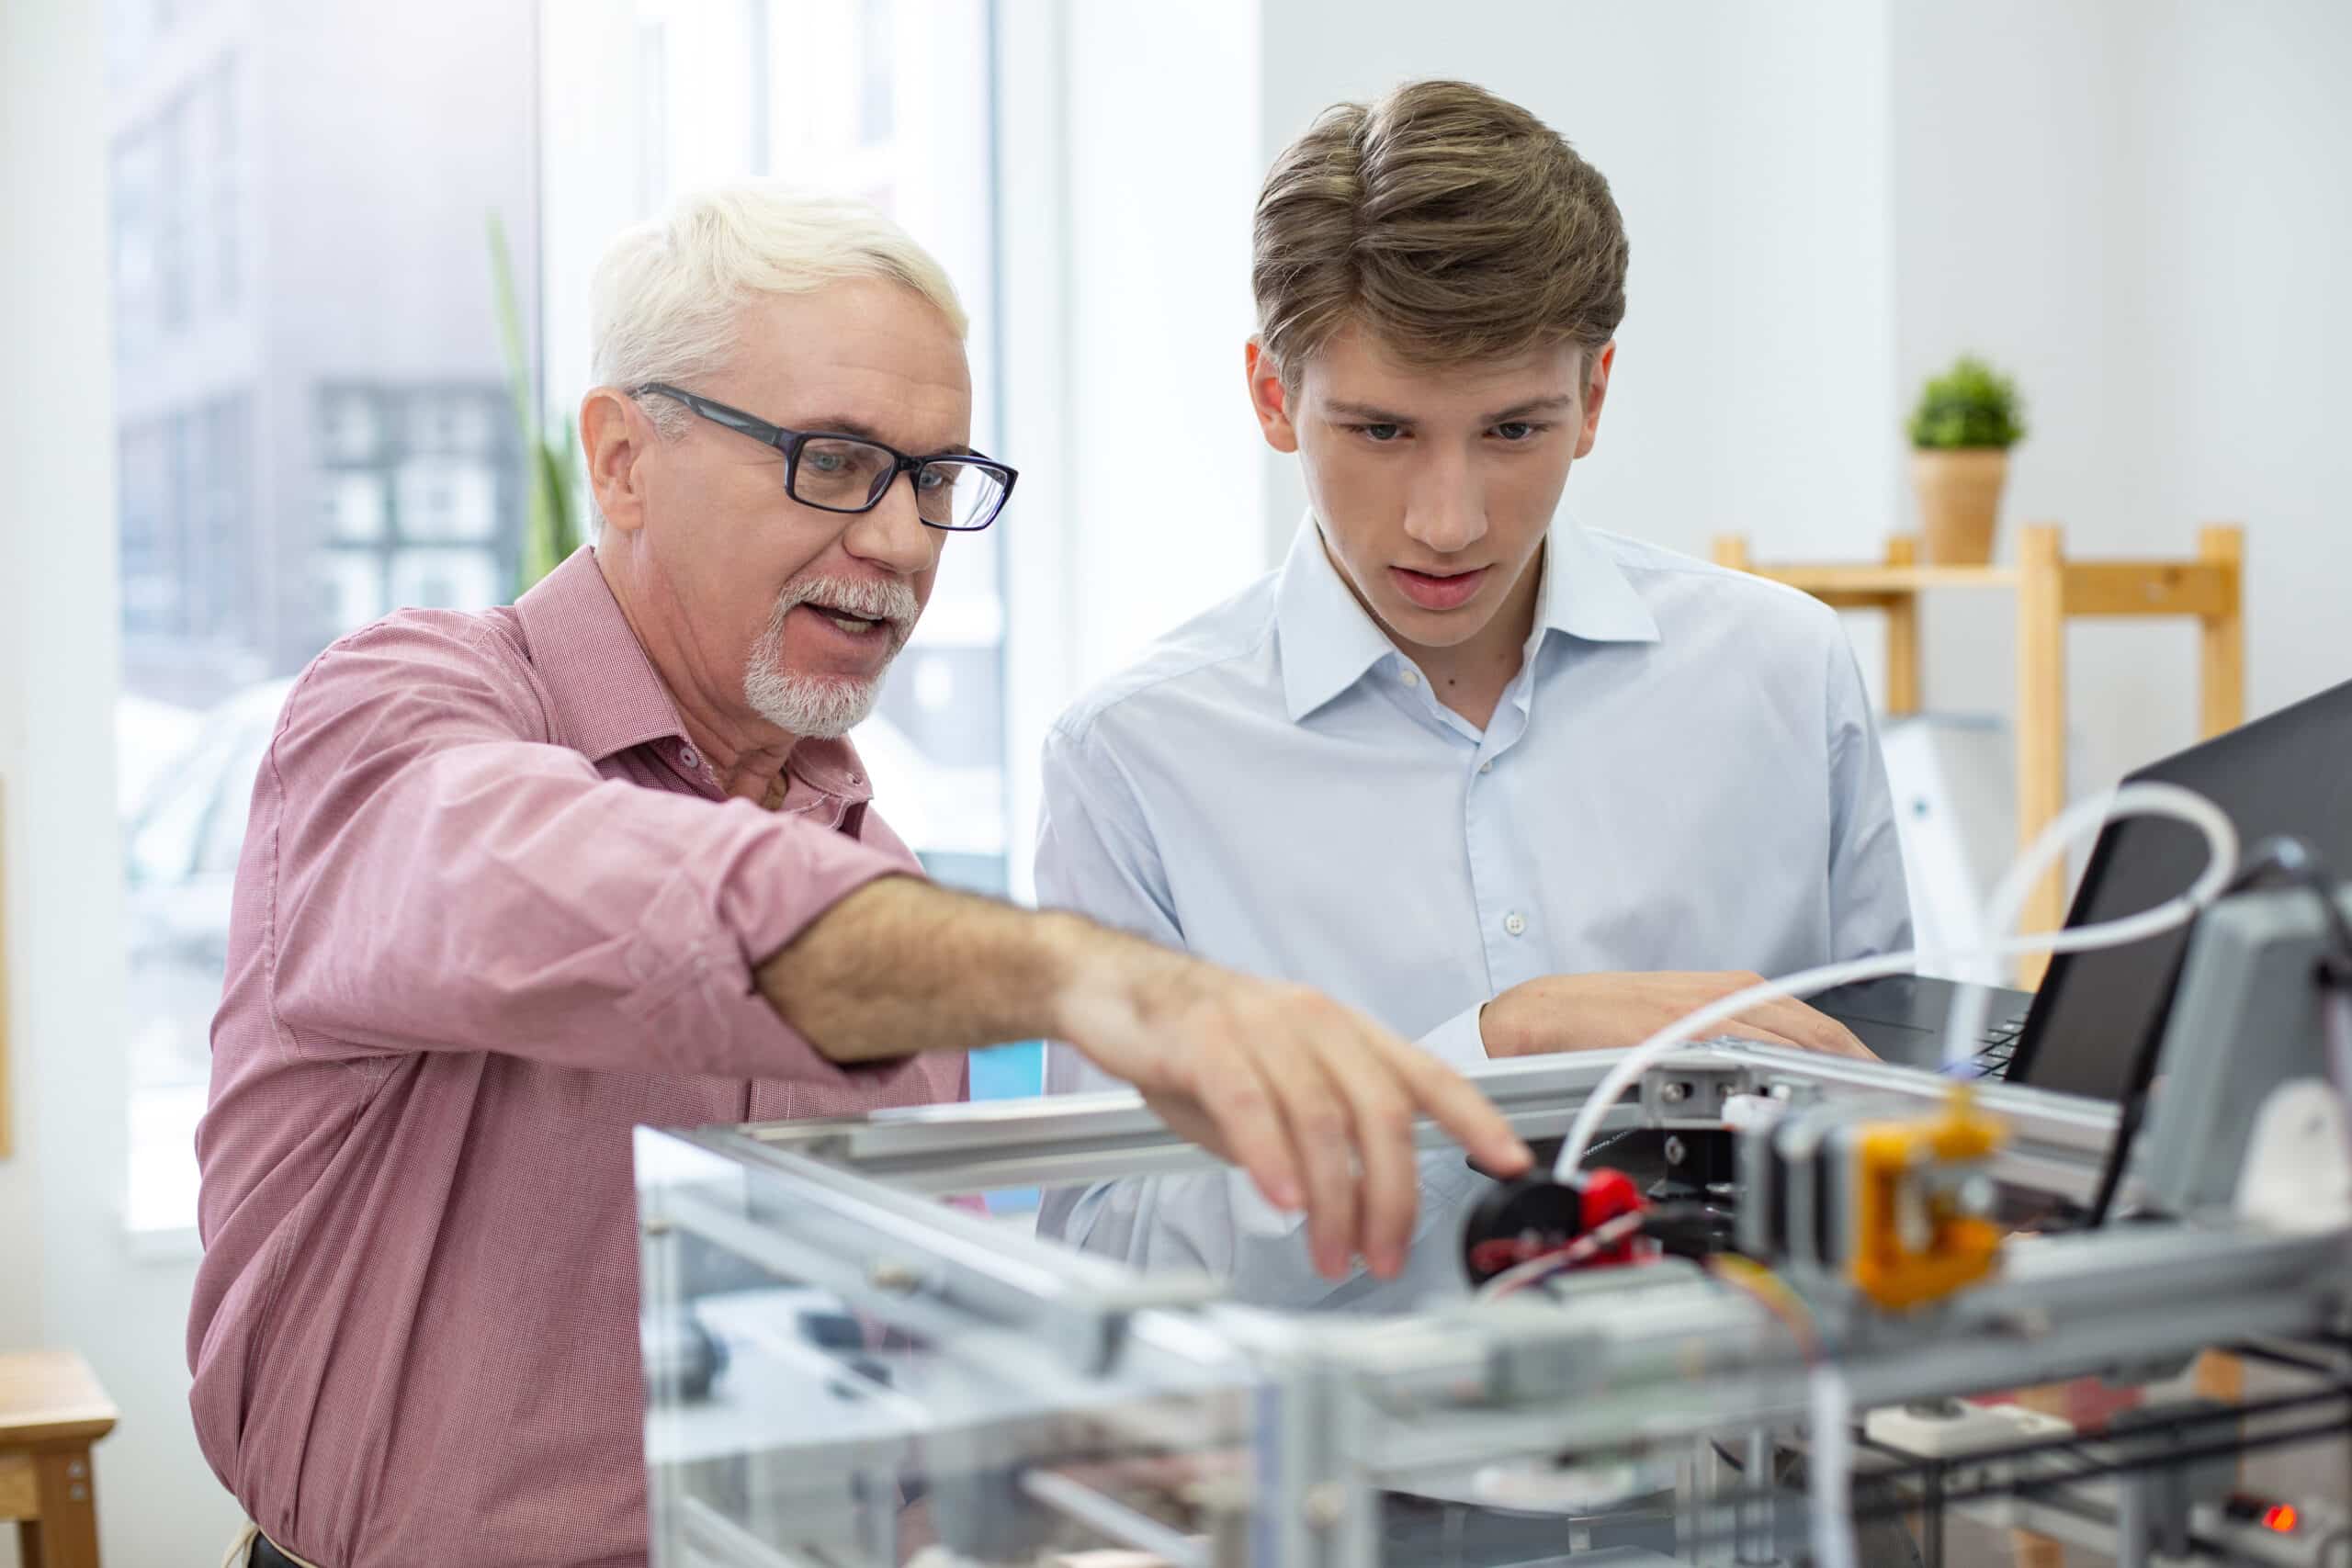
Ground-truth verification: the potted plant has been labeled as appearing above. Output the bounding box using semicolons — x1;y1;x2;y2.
1906;355;2026;566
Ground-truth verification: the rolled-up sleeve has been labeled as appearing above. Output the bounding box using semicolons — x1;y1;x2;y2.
263;618;904;1077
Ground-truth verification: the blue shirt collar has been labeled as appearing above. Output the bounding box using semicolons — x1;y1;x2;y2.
1272;511;1661;721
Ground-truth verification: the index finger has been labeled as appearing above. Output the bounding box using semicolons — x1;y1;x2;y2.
1378;1035;1532;1178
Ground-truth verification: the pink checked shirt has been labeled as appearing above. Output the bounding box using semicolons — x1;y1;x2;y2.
188;548;967;1567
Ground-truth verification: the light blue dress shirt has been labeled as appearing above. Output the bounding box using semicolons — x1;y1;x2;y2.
1035;514;1912;1310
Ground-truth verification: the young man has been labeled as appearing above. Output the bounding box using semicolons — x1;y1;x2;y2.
1035;81;1909;1308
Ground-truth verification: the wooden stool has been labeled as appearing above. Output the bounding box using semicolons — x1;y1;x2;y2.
0;1351;118;1568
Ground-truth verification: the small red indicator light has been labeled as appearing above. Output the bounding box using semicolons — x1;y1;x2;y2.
2262;1503;2299;1533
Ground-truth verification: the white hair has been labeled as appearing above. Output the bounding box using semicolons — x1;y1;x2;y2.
589;181;968;441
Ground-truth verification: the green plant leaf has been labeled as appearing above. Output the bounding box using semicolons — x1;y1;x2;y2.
1907;354;2028;450
489;209;584;596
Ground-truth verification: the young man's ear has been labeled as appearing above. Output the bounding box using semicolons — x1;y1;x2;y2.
580;388;652;536
1244;338;1301;455
1574;342;1616;460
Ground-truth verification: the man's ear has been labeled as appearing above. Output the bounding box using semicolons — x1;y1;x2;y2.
1573;342;1615;460
581;388;652;535
1244;338;1301;455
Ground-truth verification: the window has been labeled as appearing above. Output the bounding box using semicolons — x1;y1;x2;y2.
542;0;1026;1097
107;1;1023;1235
108;3;537;1234
204;58;239;313
311;386;517;629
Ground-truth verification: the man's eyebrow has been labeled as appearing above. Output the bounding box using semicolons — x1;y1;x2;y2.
792;414;973;457
1320;395;1578;425
1322;400;1417;423
1483;394;1577;423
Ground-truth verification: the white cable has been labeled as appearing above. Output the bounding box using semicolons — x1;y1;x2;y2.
1934;781;2238;1070
1551;781;2240;1180
1806;1363;1859;1568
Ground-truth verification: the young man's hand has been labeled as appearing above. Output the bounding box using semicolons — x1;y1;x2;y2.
1478;972;1873;1061
1053;933;1533;1281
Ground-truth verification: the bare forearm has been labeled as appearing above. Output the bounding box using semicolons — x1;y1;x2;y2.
758;874;1533;1284
754;875;1101;1061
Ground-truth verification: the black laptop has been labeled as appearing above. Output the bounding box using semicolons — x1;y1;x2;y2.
1815;676;2352;1100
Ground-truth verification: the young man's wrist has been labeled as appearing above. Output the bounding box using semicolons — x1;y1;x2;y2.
1476;996;1516;1058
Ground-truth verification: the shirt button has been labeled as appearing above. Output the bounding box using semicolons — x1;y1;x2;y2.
1503;912;1526;937
678;745;702;770
1401;669;1421;688
1478;760;1493;774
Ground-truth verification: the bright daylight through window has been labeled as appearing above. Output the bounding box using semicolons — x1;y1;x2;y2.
109;0;1012;1235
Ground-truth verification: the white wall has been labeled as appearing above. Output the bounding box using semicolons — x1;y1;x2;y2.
1892;0;2352;797
0;35;42;1327
2149;0;2352;723
997;0;1267;895
1060;0;1267;689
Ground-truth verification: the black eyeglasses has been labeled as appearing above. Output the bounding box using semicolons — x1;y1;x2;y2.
632;382;1017;533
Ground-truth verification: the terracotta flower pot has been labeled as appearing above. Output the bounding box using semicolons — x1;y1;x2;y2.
1910;448;2009;566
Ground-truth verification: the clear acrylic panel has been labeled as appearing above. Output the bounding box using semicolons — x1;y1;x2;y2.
636;1127;1264;1568
630;1057;2352;1568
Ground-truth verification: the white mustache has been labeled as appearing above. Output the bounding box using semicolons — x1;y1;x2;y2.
778;575;919;631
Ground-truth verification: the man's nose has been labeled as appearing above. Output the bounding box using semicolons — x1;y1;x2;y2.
841;469;941;577
1401;447;1487;556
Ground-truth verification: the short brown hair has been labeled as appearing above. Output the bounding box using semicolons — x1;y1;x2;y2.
1252;79;1628;385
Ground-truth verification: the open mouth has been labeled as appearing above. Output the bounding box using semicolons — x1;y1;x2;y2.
814;608;888;636
785;603;902;663
1390;564;1490;612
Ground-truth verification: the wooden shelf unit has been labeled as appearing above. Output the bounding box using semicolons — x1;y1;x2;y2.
1713;524;2245;985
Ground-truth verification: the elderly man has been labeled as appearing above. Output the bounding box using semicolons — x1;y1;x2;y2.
188;185;1528;1568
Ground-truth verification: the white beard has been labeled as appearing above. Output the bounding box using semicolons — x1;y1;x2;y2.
743;663;878;739
741;576;917;739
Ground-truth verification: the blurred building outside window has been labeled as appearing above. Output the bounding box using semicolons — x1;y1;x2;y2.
109;0;1024;1238
109;0;537;1234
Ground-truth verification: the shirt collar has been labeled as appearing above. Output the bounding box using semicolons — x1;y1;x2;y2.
510;546;874;804
1272;511;1660;722
514;547;690;763
1538;514;1662;648
1273;520;1401;721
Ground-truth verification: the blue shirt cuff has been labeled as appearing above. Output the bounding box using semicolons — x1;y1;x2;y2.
1416;1000;1493;1069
